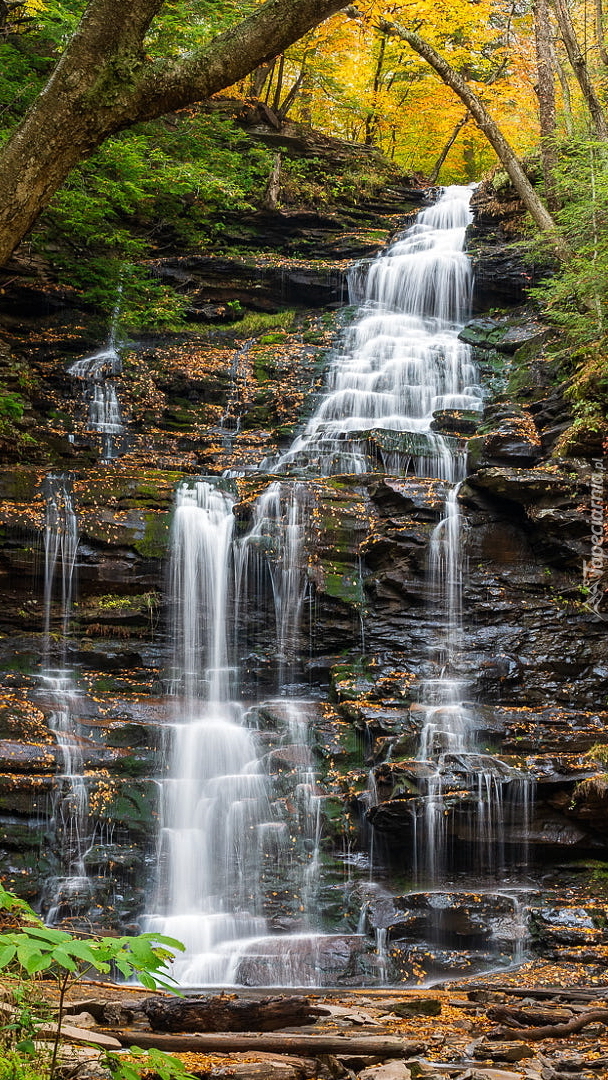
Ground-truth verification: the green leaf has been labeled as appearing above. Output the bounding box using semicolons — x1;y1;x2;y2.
0;943;16;968
49;947;78;972
16;1037;37;1056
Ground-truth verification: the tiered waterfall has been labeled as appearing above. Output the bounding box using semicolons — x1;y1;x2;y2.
142;185;531;985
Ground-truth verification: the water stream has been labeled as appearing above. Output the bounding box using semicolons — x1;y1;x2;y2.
68;292;124;460
142;186;531;984
38;475;92;923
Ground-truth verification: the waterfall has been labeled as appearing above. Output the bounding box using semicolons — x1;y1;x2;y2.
271;186;481;478
39;476;91;923
145;481;326;984
68;288;124;460
148;186;533;985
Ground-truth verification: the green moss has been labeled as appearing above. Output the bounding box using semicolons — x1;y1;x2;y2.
132;511;170;559
322;562;364;606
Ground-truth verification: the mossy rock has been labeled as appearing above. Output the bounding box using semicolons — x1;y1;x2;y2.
89;778;159;839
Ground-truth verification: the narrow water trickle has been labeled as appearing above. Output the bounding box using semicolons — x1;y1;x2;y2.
147;186;533;985
68;290;124;460
38;476;92;923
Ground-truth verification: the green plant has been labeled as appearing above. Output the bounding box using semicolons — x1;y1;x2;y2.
0;393;25;421
0;887;190;1080
0;1051;48;1080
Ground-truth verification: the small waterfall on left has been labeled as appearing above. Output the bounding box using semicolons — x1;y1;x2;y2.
38;475;91;923
68;290;124;460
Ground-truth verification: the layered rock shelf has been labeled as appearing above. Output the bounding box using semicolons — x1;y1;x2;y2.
0;173;607;987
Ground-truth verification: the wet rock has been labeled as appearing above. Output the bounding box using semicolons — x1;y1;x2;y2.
0;739;56;771
468;406;542;468
431;409;481;437
466;466;571;505
390;998;442;1018
359;1064;412;1080
473;1043;534;1063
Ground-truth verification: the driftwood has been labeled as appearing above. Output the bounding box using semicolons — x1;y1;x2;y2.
487;1005;574;1027
490;1007;608;1042
114;1031;422;1057
140;994;324;1032
469;984;608;1003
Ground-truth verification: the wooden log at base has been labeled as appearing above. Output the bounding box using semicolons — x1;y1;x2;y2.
139;995;325;1032
489;1008;608;1042
114;1032;422;1057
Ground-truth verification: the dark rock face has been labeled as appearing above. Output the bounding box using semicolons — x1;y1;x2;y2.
0;174;606;981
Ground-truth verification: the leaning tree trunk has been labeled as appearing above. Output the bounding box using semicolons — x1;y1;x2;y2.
429;112;469;183
0;0;345;266
551;0;608;138
378;18;568;259
597;0;608;66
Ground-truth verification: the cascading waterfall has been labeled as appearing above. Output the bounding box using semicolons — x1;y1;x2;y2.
270;187;479;479
68;289;124;460
38;476;91;923
148;185;532;985
145;480;329;985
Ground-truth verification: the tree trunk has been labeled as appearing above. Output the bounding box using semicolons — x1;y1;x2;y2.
551;42;574;135
429;113;469;183
364;30;387;146
533;0;559;208
551;0;608;138
140;994;323;1033
597;0;608;66
0;0;345;266
114;1032;423;1056
262;148;282;208
378;19;567;259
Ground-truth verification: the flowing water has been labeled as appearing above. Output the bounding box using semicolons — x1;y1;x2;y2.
38;476;92;923
145;186;531;984
68;294;124;460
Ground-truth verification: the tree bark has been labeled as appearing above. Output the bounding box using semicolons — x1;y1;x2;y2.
114;1032;423;1055
597;0;608;66
0;0;346;266
551;0;608;138
263;152;283;210
533;0;559;208
429;113;470;183
139;994;322;1033
378;19;568;259
490;1007;608;1041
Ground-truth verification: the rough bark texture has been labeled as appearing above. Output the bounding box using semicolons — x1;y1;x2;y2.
0;0;345;265
114;1032;420;1055
491;1008;608;1041
140;995;324;1033
378;20;566;258
551;0;608;138
533;0;558;208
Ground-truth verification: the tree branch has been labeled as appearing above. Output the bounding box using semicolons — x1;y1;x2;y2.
378;18;568;259
129;0;346;124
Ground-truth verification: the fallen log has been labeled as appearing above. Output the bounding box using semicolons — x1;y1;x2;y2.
492;1008;608;1042
468;985;608;1003
487;1005;574;1027
114;1031;422;1057
139;994;324;1032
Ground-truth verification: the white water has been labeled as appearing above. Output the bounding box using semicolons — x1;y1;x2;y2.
145;482;326;984
272;185;482;477
39;475;92;923
68;292;124;459
147;186;532;984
